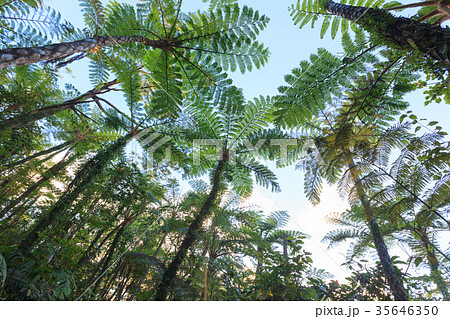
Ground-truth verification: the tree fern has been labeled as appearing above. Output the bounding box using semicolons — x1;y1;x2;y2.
386;0;450;25
290;0;387;39
177;4;270;74
79;0;105;35
275;30;378;127
0;0;73;47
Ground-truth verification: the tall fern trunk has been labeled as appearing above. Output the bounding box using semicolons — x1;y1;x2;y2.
367;217;408;300
155;159;227;300
203;257;209;301
75;226;122;294
428;250;450;300
0;79;118;132
77;225;122;267
128;263;152;301
0;36;170;69
419;230;450;300
127;233;167;301
0;151;74;220
348;161;408;301
4;137;78;169
18;133;132;253
256;246;263;275
323;0;450;70
92;222;128;296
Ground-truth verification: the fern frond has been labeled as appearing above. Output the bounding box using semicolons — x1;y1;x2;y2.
0;0;73;47
289;0;386;39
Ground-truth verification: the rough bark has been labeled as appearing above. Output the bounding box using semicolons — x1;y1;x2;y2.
0;36;170;69
18;133;132;253
348;161;408;301
0;79;118;132
154;159;226;300
324;0;450;71
367;217;408;300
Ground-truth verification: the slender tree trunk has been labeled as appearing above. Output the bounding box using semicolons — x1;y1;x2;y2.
99;259;126;300
18;133;132;253
127;263;153;301
76;229;105;265
282;233;288;260
366;217;408;300
77;224;123;267
348;161;408;300
4;137;77;169
154;159;227;300
418;229;450;300
76;217;126;294
113;266;132;301
93;222;128;294
0;36;170;69
428;249;450;300
256;246;263;275
127;233;167;301
200;240;210;301
0;79;118;132
153;232;167;258
323;0;450;70
0;151;74;219
203;257;209;301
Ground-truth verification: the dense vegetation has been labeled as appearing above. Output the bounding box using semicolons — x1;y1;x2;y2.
0;0;449;300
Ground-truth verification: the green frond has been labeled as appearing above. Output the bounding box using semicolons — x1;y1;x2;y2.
372;122;411;167
88;54;110;86
0;0;73;47
300;158;323;205
325;209;365;228
111;59;143;115
275;41;376;127
79;0;105;34
336;166;355;199
289;0;386;39
226;163;253;197
120;251;164;271
389;148;415;180
143;52;183;118
179;4;270;73
428;174;450;209
266;210;290;229
185;97;222;139
229;95;274;143
351;170;385;196
238;158;281;193
266;229;307;243
322;228;365;249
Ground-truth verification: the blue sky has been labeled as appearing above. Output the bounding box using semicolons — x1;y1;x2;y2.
45;0;450;282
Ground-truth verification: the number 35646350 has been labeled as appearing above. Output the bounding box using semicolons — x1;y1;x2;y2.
375;306;438;316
